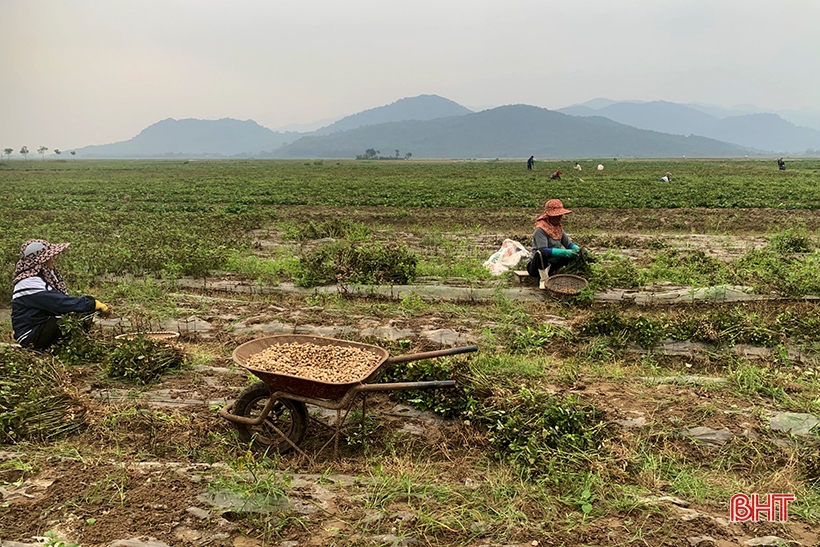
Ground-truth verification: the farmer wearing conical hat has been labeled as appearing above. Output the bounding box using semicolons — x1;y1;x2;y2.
11;239;111;350
526;199;581;289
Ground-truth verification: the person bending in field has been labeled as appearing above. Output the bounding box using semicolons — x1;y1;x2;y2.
549;169;562;180
526;199;581;289
11;239;111;350
659;172;672;182
527;156;535;171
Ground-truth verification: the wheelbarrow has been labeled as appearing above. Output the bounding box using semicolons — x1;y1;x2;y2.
219;335;478;458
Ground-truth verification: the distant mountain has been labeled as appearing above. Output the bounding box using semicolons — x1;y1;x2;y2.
572;98;634;110
558;101;717;136
558;100;820;153
687;102;820;132
313;94;472;135
75;118;297;158
270;105;749;159
705;113;820;153
557;105;597;117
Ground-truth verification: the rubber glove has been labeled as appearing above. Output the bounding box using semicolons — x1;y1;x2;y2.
95;300;111;315
549;248;578;258
569;243;580;251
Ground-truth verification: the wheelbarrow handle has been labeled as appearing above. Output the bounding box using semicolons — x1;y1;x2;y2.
385;345;478;365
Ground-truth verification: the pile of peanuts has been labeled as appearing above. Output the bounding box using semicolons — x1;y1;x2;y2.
245;342;382;383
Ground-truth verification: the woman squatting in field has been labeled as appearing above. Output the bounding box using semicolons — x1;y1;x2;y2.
11;239;111;350
526;199;581;289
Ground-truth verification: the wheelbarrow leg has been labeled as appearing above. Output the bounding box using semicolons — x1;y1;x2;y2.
361;394;367;448
265;420;312;463
335;409;341;458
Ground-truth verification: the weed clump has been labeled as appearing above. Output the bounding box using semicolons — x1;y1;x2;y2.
589;254;640;289
381;358;474;417
732;250;820;297
479;389;608;475
284;219;371;242
767;227;814;253
384;355;609;477
298;241;417;287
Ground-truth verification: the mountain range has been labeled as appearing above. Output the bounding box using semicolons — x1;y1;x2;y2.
72;94;820;159
267;105;746;159
557;100;820;153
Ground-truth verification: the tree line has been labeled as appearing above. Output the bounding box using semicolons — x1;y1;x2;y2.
355;148;412;160
2;147;76;160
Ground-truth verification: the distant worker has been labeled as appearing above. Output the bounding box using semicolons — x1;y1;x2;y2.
777;158;786;171
549;169;562;181
11;239;111;350
574;162;582;171
659;172;672;182
527;156;535;171
597;164;604;171
526;199;581;289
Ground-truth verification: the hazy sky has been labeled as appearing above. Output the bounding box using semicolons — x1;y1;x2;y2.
2;0;819;149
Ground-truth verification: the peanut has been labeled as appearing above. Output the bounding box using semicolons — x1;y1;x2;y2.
245;342;382;383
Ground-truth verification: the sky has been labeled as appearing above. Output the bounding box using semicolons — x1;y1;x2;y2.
2;0;819;150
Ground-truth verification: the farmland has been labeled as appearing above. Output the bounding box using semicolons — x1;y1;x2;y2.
1;159;820;547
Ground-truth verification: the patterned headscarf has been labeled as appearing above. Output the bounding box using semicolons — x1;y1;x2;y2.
12;239;70;294
535;199;572;240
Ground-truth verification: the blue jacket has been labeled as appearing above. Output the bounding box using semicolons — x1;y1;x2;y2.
11;276;96;345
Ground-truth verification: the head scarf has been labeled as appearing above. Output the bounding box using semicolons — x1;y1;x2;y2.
12;239;70;294
535;199;572;240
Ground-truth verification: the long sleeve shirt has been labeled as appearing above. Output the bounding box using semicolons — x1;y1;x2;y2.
531;227;574;256
11;276;96;345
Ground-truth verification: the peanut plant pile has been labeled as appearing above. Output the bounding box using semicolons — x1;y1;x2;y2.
245;342;382;383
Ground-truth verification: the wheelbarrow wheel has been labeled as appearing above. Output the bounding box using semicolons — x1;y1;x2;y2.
233;381;308;454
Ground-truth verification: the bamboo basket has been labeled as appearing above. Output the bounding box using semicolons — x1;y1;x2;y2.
545;274;588;298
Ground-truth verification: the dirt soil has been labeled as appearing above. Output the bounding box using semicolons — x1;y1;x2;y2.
3;218;820;546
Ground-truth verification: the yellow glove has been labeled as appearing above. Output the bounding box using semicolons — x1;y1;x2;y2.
95;300;111;315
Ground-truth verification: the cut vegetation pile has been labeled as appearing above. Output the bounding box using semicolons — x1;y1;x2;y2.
0;346;86;443
54;318;186;385
105;335;186;384
0;324;186;444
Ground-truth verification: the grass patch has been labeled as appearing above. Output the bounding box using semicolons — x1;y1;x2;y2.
282;218;371;242
297;241;417;287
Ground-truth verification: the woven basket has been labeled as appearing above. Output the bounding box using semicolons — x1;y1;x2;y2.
115;331;180;343
545;274;588;298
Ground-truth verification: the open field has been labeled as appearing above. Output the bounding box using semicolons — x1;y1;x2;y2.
1;160;820;547
2;158;820;210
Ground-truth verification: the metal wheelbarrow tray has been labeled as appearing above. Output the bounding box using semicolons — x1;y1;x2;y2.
219;334;478;456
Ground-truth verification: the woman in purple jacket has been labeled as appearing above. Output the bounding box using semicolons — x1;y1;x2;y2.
11;239;110;350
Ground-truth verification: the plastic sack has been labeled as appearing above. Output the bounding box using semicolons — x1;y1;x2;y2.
484;239;530;275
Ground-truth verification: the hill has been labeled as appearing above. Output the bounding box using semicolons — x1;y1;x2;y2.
75;118;297;158
558;100;820;153
313;94;472;135
271;105;749;159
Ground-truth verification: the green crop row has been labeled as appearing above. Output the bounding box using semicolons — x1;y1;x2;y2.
1;159;819;210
